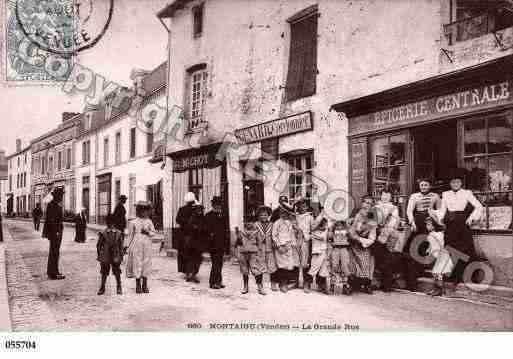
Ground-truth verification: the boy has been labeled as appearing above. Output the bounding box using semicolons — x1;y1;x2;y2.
97;213;124;295
308;216;330;294
329;220;352;295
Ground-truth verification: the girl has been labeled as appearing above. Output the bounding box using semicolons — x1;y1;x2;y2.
126;201;156;294
308;215;330;294
348;195;377;294
329;220;352;295
425;217;452;296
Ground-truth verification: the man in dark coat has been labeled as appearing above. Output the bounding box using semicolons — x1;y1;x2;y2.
74;207;87;243
112;195;127;234
44;188;65;280
205;196;228;289
32;203;43;231
183;201;206;283
175;192;196;274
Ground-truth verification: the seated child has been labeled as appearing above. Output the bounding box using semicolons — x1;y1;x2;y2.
97;213;125;295
328;220;352;295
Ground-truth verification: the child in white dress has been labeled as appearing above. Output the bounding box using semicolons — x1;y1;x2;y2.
425;216;452;296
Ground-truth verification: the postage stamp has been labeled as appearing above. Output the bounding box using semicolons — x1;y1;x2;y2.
1;0;113;85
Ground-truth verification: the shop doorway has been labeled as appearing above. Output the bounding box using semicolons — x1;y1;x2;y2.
412;121;458;194
241;160;264;222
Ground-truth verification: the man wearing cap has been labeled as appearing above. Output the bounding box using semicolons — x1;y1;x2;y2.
437;168;483;283
44;187;65;280
176;192;197;274
205;196;228;289
112;195;128;234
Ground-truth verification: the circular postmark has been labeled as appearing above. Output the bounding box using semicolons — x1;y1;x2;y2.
15;0;113;56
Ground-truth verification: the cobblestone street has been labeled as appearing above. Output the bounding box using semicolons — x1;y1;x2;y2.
1;219;512;331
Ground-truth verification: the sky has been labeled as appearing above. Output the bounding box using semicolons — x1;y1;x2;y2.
0;0;171;155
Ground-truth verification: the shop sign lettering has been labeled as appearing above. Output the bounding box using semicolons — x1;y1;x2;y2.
235;111;313;144
350;81;512;135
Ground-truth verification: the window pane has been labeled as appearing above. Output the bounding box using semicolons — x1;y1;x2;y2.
486;193;512;231
470;193;489;230
371;137;389;168
488;154;512;192
465;157;487;192
305;155;312;170
389;166;408;195
389;134;406;165
295;157;302;171
488;116;512;154
464;119;486;155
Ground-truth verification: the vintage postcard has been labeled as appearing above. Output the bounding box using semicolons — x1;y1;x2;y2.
0;0;512;349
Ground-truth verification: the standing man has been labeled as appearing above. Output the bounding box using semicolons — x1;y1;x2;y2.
32;203;43;231
175;192;196;275
112;195;128;235
44;188;65;280
205;196;228;289
184;202;206;283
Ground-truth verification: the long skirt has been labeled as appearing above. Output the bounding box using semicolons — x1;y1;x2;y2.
130;236;153;278
329;247;351;284
308;252;329;278
350;243;374;280
75;224;86;242
432;248;453;277
444;211;477;281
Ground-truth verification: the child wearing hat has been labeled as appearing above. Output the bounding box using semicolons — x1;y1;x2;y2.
236;221;267;295
97;213;124;295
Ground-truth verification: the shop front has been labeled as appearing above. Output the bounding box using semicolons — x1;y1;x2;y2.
169;143;228;249
332;56;513;287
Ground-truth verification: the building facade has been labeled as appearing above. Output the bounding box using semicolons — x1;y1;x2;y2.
0;150;7;214
158;0;513;287
30;113;81;217
74;63;167;225
5;140;32;216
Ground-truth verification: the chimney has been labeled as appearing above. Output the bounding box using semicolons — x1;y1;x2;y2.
16;139;21;152
62;112;80;122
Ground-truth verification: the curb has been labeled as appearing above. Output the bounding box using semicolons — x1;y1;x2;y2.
0;224;13;331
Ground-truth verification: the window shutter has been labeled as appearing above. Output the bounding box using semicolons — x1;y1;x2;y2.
303;14;317;97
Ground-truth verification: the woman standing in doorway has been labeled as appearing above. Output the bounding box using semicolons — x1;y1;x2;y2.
437;168;483;284
404;178;441;291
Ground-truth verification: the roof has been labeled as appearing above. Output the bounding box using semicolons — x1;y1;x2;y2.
5;145;31;159
331;54;513;118
31;113;82;146
157;0;193;18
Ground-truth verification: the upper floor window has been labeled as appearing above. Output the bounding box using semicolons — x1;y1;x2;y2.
82;140;91;165
17;156;20;167
192;3;204;38
130;128;136;159
115;132;122;164
285;5;318;102
147;123;154;154
445;0;513;45
187;64;208;131
66;148;72;169
104;137;109;167
57;151;62;170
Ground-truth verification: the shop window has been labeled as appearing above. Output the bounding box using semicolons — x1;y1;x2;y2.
286;152;314;208
285;6;318;102
186;65;208;131
370;133;409;216
188;167;203;203
192;3;204;38
445;0;513;45
130;128;136;159
462;114;512;231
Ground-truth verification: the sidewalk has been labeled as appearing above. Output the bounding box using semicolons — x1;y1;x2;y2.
0;223;12;331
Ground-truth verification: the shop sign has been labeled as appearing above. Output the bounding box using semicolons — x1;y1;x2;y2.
349;80;513;135
173;151;222;173
235;111;313;144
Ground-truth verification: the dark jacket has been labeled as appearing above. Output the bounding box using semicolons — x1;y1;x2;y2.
184;212;208;252
42;200;64;240
176;203;194;230
97;228;124;265
204;210;228;252
112;203;127;231
32;207;43;219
